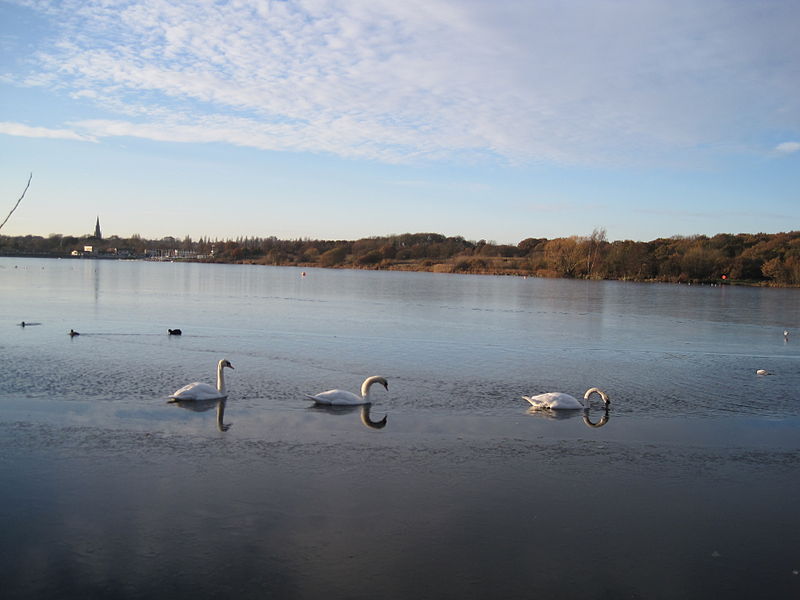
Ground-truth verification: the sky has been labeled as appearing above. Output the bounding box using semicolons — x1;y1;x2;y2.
0;0;798;244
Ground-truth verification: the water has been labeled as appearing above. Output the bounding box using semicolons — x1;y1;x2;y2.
1;257;800;598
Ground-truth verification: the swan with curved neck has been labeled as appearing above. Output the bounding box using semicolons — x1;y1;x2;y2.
306;376;388;406
169;359;234;401
523;387;610;410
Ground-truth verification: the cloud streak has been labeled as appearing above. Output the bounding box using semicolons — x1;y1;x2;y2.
775;142;800;155
5;0;800;166
0;121;97;142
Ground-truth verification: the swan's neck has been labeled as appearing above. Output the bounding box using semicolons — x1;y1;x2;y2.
216;363;226;393
360;376;383;400
584;387;609;406
361;379;372;400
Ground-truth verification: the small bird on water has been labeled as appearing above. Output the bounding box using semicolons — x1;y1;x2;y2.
69;329;80;337
168;328;182;335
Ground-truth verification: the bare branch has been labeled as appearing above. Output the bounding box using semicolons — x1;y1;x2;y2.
0;173;33;231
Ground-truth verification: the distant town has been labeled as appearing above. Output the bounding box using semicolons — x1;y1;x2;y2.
2;218;800;286
2;217;216;261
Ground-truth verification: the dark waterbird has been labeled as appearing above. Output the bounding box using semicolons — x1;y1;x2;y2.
168;328;182;335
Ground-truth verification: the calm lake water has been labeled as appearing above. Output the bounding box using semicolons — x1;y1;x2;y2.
1;257;799;599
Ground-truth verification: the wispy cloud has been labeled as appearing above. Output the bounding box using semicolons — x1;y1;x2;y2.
0;121;97;142
775;141;800;154
4;0;800;166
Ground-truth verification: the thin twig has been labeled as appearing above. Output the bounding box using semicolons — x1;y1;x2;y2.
0;173;32;231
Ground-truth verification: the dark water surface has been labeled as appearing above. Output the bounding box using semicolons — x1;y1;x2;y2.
2;258;800;598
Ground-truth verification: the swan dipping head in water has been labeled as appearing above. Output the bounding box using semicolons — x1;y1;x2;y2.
169;359;234;401
306;375;388;406
523;387;610;410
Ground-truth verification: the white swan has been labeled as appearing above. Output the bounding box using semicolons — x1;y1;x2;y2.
523;387;610;410
168;359;234;401
306;375;388;406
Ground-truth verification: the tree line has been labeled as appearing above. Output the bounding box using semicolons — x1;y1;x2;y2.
3;229;800;286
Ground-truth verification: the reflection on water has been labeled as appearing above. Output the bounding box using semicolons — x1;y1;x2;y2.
0;410;798;599
583;407;610;428
170;398;232;431
310;403;388;430
2;258;800;598
525;406;611;428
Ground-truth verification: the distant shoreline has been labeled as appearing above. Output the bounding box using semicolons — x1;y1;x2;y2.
3;230;800;286
0;251;788;288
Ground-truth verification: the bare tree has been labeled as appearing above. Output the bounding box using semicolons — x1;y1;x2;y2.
585;227;607;277
0;173;32;231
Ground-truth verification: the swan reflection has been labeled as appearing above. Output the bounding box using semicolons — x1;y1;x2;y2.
581;408;610;428
169;397;232;431
310;403;388;430
526;406;610;428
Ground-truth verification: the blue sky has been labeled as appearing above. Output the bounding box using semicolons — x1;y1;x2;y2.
1;0;798;243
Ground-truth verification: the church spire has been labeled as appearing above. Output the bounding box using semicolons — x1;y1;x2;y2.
94;216;102;240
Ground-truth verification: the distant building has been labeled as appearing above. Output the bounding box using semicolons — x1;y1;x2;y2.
93;216;102;240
